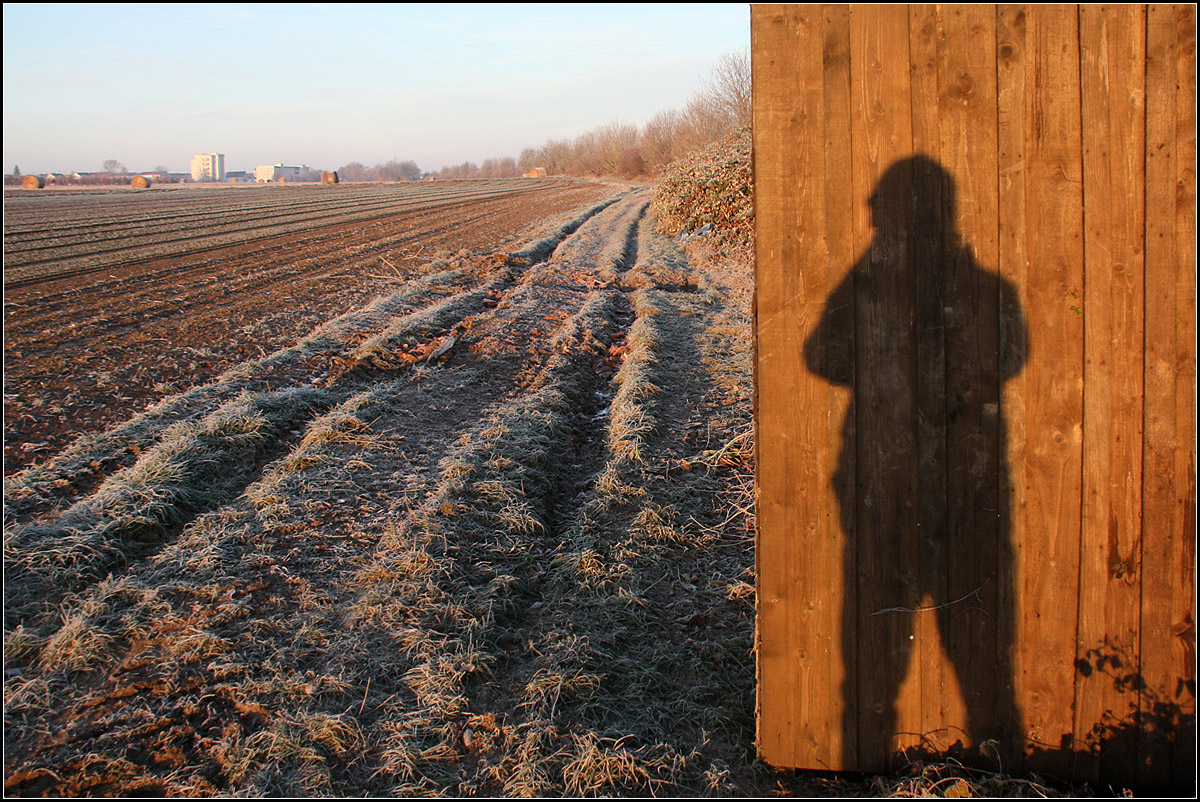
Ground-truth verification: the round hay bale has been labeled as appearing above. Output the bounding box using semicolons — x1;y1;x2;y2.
321;170;339;185
22;175;45;189
131;175;151;189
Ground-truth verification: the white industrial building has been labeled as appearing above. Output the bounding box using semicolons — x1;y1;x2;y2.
255;163;307;183
190;153;226;182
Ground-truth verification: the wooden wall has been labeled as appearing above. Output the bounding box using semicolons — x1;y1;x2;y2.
753;5;1195;790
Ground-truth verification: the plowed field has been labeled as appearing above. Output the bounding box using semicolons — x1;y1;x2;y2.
3;180;616;476
4;181;764;795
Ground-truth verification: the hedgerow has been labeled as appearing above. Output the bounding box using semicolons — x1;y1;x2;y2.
650;126;753;254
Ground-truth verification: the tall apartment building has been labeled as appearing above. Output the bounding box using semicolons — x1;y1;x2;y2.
190;153;226;182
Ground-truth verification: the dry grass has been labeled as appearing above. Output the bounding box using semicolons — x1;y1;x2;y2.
4;388;330;634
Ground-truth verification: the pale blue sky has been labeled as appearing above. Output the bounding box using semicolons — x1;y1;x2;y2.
3;3;749;175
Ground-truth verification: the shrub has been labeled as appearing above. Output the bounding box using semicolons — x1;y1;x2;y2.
650;126;752;253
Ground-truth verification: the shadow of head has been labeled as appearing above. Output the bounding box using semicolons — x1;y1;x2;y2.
867;155;958;243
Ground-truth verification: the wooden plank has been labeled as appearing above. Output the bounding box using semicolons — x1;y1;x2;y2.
1140;4;1197;791
752;3;842;771
996;2;1032;771
1075;4;1147;785
1010;4;1086;776
1167;7;1196;787
820;4;858;771
934;3;1011;761
907;3;957;756
847;3;918;771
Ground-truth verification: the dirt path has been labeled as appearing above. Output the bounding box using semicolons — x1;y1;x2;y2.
4;190;759;796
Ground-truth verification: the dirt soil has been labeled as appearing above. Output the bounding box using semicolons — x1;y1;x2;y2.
3;181;614;476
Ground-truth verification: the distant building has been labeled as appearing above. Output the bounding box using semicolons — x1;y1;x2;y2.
255;163;307;183
191;153;226;182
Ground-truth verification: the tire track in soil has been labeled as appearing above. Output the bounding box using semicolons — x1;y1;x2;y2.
3;193;626;527
2;191;655;797
2;192;648;625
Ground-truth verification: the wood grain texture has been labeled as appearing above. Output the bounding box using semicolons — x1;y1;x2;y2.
933;5;1007;758
1006;5;1086;776
821;3;859;770
907;4;957;757
848;3;919;770
752;2;842;771
996;2;1032;773
1075;4;1146;785
1140;4;1196;791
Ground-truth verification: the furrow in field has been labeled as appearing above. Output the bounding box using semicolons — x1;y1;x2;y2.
2;189;619;489
3;263;485;524
1;189;656;796
354;219;755;796
3;190;637;633
2;182;559;287
6;192;575;323
1;180;540;236
4;185;620;478
2;180;545;244
1;183;531;244
3;388;335;635
443;224;755;796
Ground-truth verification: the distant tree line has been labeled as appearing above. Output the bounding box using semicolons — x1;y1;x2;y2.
439;157;522;180
333;159;422;183
466;49;750;180
327;49;749;184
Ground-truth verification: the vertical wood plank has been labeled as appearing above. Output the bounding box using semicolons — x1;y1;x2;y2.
1140;4;1197;790
752;2;842;771
934;3;1007;757
1075;4;1147;785
1166;7;1196;786
847;3;918;771
821;4;858;770
1012;4;1086;774
996;2;1032;769
907;3;957;755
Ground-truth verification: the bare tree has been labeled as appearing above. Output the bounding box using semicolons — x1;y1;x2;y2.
705;49;752;129
374;159;421;181
638;109;681;172
397;160;422;181
594;121;639;176
337;162;369;182
518;147;541;174
541;139;573;175
102;159;127;174
405;48;751;183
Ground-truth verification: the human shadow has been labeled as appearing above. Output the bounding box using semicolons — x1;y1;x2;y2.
804;155;1027;770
